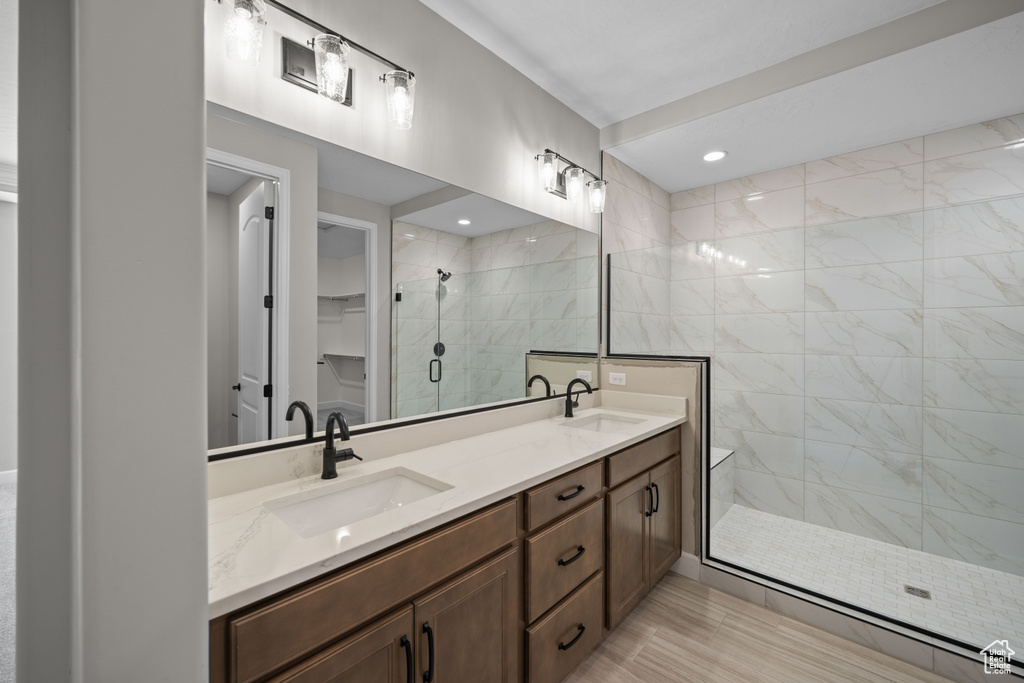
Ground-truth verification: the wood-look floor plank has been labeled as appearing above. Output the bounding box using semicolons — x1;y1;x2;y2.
562;573;953;683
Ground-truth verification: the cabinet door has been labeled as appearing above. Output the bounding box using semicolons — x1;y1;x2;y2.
267;606;414;683
605;474;649;630
648;455;682;585
414;547;519;683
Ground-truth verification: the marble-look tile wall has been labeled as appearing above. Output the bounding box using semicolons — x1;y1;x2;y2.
393;220;599;416
709;454;735;531
606;113;1024;576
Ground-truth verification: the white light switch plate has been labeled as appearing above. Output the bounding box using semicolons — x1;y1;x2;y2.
609;372;626;386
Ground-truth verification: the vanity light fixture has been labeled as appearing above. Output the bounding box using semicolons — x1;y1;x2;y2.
534;149;607;213
703;150;727;162
217;0;417;126
381;71;416;130
224;0;266;66
314;34;351;104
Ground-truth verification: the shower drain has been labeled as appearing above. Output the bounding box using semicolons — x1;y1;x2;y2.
904;585;932;599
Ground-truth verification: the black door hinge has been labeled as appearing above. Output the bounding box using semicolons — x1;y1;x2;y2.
263;384;273;398
265;207;275;220
264;295;273;308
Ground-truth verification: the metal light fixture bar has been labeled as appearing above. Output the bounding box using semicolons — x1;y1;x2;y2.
263;0;413;76
537;148;600;182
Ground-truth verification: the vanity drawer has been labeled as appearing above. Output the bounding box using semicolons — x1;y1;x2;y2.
228;498;518;683
525;497;604;623
607;428;679;488
526;571;604;683
525;461;603;532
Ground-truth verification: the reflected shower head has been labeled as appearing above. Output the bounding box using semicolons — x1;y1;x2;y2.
437;269;452;282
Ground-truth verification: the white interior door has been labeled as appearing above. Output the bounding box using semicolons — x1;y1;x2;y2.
237;182;269;443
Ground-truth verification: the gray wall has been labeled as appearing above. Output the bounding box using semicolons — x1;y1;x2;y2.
18;0;207;680
207;192;233;449
0;200;15;473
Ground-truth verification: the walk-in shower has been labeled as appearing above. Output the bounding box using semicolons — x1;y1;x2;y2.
605;113;1024;666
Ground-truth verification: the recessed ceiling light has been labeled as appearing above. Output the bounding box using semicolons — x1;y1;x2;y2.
703;150;727;162
458;219;471;225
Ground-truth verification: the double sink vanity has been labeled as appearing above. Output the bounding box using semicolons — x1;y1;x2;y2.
209;392;688;682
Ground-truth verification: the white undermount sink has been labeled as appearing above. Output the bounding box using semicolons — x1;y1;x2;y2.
562;412;646;433
263;468;453;538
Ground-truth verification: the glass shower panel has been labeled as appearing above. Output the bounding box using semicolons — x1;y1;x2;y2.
393;275;439;418
437;272;471;412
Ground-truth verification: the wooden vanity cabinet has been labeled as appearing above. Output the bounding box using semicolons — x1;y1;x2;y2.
606;437;681;630
413;547;520;683
266;606;415;683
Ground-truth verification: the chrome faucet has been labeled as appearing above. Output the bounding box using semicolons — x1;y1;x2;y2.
322;411;362;479
285;400;314;439
527;374;552;397
564;378;593;418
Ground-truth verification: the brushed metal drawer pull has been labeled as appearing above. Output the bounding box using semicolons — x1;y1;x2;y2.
557;485;585;502
557;545;586;567
558;624;586;651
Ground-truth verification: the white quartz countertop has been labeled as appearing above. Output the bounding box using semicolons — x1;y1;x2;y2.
208;404;686;618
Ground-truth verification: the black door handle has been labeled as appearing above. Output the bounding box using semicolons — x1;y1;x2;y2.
557;484;585;501
652;483;660;513
422;621;435;682
232;383;241;391
401;635;413;683
429;358;442;383
558;624;586;651
645;485;653;517
557;545;586;567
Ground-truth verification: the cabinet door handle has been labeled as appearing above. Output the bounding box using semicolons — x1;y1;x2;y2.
645;485;653;517
557;545;586;567
422;621;435;683
557;484;585;501
652;482;660;514
558;624;586;651
401;635;413;683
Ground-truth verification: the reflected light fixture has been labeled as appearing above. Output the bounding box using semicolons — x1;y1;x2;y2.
458;219;471;225
381;71;416;130
314;34;351;104
218;0;419;128
534;149;607;213
224;0;266;66
703;150;727;162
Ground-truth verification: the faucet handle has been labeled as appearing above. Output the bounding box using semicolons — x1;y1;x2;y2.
336;448;363;462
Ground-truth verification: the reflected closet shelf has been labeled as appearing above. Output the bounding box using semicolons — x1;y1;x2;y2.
317;292;365;302
321;353;365;362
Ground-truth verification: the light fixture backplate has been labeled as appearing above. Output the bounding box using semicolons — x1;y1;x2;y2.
545;169;567;200
282;37;353;106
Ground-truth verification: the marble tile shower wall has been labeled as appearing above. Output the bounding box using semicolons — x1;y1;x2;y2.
392;221;598;416
606;114;1024;576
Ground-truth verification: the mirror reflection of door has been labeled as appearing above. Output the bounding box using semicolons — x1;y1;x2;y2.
316;220;368;431
237;181;271;443
207;160;281;450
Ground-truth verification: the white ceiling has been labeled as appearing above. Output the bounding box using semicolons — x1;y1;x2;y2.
396;192;547;237
420;0;1024;192
206;163;253;196
419;0;942;129
318;222;366;259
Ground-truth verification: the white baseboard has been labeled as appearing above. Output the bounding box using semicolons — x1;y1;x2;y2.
0;469;16;485
670;552;700;580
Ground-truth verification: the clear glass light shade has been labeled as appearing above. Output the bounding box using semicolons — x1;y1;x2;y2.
538;153;558;192
565;167;585;203
383;71;416;130
224;0;265;66
588;180;607;213
314;34;351;104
